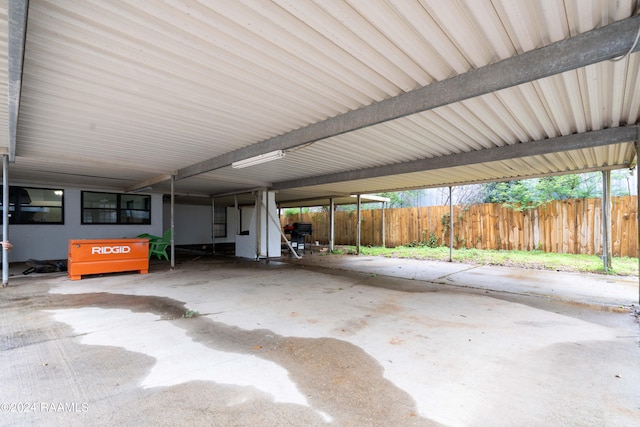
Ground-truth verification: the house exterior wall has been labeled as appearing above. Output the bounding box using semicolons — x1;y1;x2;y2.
162;203;238;245
3;187;163;263
3;185;265;263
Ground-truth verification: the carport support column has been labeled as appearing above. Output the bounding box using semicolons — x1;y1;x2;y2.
329;198;335;252
2;155;9;287
449;186;453;262
265;191;269;260
170;175;175;270
211;197;216;255
256;192;262;260
382;201;386;248
602;170;612;271
356;195;361;255
637;148;640;304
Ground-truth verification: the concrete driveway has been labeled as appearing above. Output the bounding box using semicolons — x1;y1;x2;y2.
1;253;639;426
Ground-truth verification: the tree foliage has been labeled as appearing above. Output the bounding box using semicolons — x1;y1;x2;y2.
284;207;309;217
483;174;605;210
375;170;635;210
378;190;420;208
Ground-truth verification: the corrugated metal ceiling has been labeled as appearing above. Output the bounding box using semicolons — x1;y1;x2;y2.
0;3;8;154
5;0;640;206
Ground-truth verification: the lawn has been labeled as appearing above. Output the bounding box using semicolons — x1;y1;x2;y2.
333;245;639;276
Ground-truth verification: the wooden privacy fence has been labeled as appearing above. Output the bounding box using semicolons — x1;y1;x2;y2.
280;196;639;258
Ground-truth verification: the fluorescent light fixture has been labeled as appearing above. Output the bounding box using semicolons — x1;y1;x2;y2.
232;150;285;169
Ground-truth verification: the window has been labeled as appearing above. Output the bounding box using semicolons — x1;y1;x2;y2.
0;186;64;224
214;207;227;238
82;191;150;224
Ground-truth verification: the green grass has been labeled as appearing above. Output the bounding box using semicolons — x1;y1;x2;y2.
332;245;639;276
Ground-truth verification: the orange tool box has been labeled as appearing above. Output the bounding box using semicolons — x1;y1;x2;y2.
68;238;149;281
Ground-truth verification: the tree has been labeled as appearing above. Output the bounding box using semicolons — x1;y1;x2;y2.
375;169;636;210
284;207;309;217
377;190;420;208
482;173;605;210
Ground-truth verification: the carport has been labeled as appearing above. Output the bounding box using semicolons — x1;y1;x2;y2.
3;2;640;276
1;3;640;423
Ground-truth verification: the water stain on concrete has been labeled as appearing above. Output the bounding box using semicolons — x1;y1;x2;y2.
0;284;441;426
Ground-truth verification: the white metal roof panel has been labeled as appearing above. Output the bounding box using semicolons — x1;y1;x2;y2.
0;3;8;154
5;0;640;206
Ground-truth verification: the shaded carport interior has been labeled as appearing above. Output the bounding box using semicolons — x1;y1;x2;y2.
2;2;640;268
2;4;640;424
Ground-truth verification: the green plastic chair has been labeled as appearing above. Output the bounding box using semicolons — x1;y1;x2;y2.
136;233;157;241
138;230;171;260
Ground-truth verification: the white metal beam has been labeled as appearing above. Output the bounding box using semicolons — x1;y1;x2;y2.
8;0;29;163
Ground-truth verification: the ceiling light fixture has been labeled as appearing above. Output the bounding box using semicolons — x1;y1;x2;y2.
231;150;285;169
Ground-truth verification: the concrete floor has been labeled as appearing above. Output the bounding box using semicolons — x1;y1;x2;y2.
0;251;639;426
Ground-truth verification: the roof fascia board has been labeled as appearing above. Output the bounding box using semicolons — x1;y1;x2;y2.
271;126;639;190
275;194;389;208
8;0;29;163
176;15;640;180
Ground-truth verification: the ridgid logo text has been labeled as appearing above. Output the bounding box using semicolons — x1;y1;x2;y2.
91;246;131;255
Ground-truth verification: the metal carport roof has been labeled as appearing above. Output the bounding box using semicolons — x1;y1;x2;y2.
3;1;640;205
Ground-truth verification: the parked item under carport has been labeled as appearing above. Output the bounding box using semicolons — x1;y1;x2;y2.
22;259;67;275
